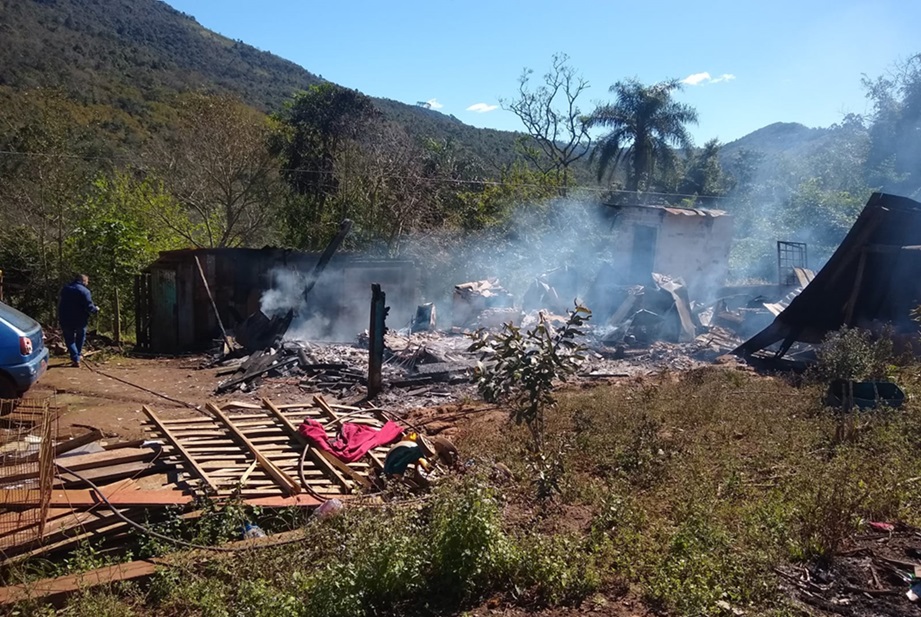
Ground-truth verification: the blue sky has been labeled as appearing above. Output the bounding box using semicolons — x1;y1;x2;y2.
165;0;919;144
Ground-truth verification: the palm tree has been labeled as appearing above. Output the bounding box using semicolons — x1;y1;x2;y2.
589;78;698;193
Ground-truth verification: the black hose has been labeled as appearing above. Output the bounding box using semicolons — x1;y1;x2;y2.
55;463;308;553
297;443;328;503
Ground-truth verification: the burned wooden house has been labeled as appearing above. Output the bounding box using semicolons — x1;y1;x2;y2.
135;248;417;354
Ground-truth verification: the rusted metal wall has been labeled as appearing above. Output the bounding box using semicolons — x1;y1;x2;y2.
146;248;418;353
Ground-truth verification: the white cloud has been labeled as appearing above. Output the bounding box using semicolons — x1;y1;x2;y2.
681;72;736;86
426;98;444;110
466;102;498;113
681;72;712;86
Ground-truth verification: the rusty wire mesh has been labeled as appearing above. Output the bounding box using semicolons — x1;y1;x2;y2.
0;397;58;557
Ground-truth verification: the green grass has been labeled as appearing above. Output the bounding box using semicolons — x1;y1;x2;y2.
464;365;921;614
15;365;921;616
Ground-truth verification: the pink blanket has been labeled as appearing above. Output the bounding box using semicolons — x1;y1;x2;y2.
298;419;403;463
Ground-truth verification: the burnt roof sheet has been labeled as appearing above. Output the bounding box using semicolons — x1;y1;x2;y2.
736;192;921;357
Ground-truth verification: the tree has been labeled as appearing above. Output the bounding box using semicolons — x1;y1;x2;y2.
69;172;185;336
154;94;281;248
0;90;99;321
331;122;439;253
456;162;563;231
272;84;378;248
469;305;591;450
677;138;727;199
502;53;591;189
588;79;698;193
861;54;921;197
273;83;377;198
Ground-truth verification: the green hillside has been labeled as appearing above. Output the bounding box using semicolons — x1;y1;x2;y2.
0;0;522;165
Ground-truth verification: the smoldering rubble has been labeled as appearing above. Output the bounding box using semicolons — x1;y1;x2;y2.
208;193;921;406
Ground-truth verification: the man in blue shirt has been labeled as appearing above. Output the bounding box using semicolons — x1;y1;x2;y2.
58;274;98;367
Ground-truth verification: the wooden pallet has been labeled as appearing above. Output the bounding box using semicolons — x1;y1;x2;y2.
142;397;392;499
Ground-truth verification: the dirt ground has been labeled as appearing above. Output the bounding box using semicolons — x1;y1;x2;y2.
25;354;274;440
466;594;652;617
23;348;525;443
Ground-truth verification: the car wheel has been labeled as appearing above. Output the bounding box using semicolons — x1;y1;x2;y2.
0;374;19;400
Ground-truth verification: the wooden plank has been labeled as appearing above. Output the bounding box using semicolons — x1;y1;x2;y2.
312;395;341;423
168;419;281;429
0;506;130;553
261;398;352;492
206;403;301;496
142;406;218;493
0;527;322;605
0;430;105;468
102;439;148;451
216;356;299;393
0;448;155;485
319;451;371;489
157;410;325;425
0;558;161;605
223;401;263;410
3;517;135;565
55;462;153;488
0;488;192;508
194;254;234;354
53;430;105;456
236;460;259;489
243;494;323;507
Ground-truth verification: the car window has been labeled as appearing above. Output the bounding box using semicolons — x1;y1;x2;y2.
0;301;39;333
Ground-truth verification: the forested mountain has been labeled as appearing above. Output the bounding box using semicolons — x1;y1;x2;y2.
719;122;833;163
0;0;521;165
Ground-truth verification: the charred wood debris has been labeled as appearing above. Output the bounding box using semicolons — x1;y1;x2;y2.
208;266;818;398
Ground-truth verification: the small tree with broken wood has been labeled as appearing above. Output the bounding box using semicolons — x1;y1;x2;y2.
468;305;591;450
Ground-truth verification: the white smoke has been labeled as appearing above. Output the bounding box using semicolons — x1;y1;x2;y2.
260;268;306;316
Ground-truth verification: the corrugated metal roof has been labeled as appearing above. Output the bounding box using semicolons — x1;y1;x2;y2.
605;203;728;217
662;207;728;217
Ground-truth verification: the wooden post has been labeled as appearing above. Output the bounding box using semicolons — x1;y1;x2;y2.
193;255;233;354
368;284;386;398
133;275;140;348
113;287;121;346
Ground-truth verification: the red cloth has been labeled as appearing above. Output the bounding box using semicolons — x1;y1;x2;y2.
298;419;403;463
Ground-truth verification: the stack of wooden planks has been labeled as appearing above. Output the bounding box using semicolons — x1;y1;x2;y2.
0;395;392;568
142;395;390;504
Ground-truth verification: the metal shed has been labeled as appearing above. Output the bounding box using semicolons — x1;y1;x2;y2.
135;248;417;354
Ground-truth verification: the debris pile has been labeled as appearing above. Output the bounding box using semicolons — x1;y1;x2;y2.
452;279;516;328
0;396;427;568
214;329;478;397
776;524;921;614
0;394;460;605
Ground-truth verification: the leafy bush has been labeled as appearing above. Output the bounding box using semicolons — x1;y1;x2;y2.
428;480;518;603
644;514;754;616
510;534;598;605
469;305;591;447
302;506;427;617
816;326;893;384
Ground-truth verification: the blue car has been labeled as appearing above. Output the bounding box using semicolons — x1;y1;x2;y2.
0;301;49;398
